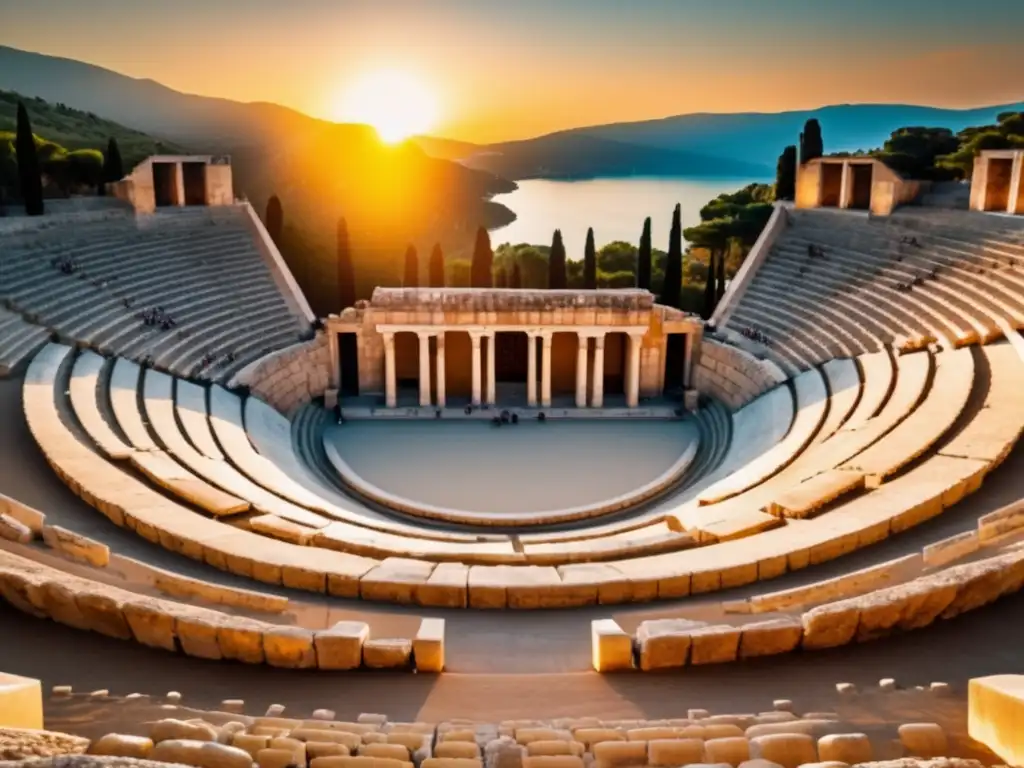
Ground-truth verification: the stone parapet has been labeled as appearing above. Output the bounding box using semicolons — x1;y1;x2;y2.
230;334;330;417
693;339;788;410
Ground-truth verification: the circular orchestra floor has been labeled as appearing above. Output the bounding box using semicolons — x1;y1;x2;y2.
323;418;698;518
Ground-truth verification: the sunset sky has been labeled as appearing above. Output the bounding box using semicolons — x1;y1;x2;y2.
2;0;1023;144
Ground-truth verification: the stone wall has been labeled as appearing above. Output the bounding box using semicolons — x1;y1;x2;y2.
230;334;330;416
693;338;788;410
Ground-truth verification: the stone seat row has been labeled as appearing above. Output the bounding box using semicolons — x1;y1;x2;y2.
21;340;1024;609
592;546;1024;672
0;546;444;672
0;307;49;377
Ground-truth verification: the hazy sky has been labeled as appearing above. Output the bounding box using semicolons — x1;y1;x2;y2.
2;0;1022;143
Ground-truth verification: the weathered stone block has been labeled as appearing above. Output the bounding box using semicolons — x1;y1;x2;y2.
817;734;872;764
749;734;817;768
635;619;697;670
801;603;859;650
89;733;155;758
704;736;750;767
897;723;947;758
689;625;742;664
739;618;803;658
315;621;370;670
648;738;704;766
264;626;317;669
363;639;413;669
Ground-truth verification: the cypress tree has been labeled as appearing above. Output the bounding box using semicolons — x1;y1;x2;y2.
637;217;652;290
703;252;717;319
265;195;283;246
336;216;356;310
801;119;823;163
716;247;727;303
583;227;597;289
511;261;522;289
470;226;493;288
775;145;797;200
495;267;508;288
548;229;567;289
428;243;445;287
103;137;124;184
660;204;682;309
15;101;43;216
403;244;418;287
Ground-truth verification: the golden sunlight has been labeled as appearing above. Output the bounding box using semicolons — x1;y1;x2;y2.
336;69;439;143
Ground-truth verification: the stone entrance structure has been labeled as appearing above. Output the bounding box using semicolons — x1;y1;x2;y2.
970;150;1024;215
324;288;703;411
796;157;921;216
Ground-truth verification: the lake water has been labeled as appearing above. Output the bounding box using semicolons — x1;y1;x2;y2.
489;176;769;255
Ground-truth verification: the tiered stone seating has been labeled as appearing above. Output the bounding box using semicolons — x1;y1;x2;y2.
1;205;310;382
723;207;1024;372
0;307;49;377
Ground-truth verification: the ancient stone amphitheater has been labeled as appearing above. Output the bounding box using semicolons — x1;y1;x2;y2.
2;181;1024;767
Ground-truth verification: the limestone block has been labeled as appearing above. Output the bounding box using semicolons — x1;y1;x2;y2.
311;758;412;768
817;734;871;765
705;725;745;740
363;743;412;760
0;514;32;543
897;723;947;758
521;757;583;768
635;619;698;670
199;741;257;768
363;639;413;669
417;562;469;608
74;589;132;640
800;604;859;650
442;730;478;743
437;742;482;759
218;619;266;664
690;625;742;665
739;619;803;658
89;733;155;758
648;738;704;766
39;580;90;631
704;737;751;767
310;743;352;760
591;619;633;672
746;723;839;740
151;719;219;743
264;626;317;669
387;733;429;751
176;614;223;660
737;762;783;768
625;728;678;741
591;740;646;768
422;760;483;768
525;742;581;757
969;675;1024;767
749;734;817;768
516;729;569;745
257;747;299;768
41;525;110;567
232;734;271;758
151;738;206;766
292;729;362;750
316;621;371;670
122;598;180;651
572;729;624;748
361;558;435;604
414;617;445;673
0;672;43;729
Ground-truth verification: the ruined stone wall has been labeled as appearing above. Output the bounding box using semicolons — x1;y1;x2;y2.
234;333;330;416
693;338;788;410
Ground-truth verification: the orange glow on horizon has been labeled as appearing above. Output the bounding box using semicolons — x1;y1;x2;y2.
332;69;439;143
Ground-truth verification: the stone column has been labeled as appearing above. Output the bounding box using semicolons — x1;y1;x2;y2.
526;334;538;407
486;332;497;405
418;332;431;407
625;333;642;408
591;333;606;408
575;333;589;408
541;332;553;408
327;331;340;390
470;332;482;406
839;162;852;209
435;334;446;408
383;332;397;408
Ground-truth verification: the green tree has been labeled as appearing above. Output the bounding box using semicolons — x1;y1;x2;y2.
428;243;445;287
636;217;652;290
15;101;43;215
336;216;356;310
703;251;717;319
775;145;797;200
494;243;548;288
548;229;567;289
265;195;283;246
660;204;683;309
403;244;418;287
800;118;823;164
510;261;522;289
103;137;124;186
471;226;493;288
583;227;597;289
495;266;508;288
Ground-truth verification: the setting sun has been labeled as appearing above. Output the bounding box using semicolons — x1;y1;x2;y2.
336;69;439;143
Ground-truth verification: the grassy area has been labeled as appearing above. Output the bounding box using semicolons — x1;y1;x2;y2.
0;90;185;167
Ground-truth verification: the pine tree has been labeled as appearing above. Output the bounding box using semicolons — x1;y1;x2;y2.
103;137;124;184
548;229;567;289
15;101;43;216
583;227;597;289
637;217;652;290
703;252;717;319
510;261;522;289
660;204;683;309
336;216;356;310
265;195;283;246
801;119;823;163
775;145;797;200
716;246;727;303
428;243;445;287
495;267;508;288
470;226;493;288
403;244;418;287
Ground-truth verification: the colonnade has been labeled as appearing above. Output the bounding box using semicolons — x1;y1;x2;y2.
380;327;647;410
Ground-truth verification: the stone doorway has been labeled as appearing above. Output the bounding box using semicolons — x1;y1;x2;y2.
820;163;843;207
850;164;873;210
663;333;686;399
985;159;1014;212
182;162;207;206
603;332;628;397
152;162;178;208
339;332;359;397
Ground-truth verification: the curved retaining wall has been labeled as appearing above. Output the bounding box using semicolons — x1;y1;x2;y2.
229;333;330;416
693;339;789;411
322;433;701;528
